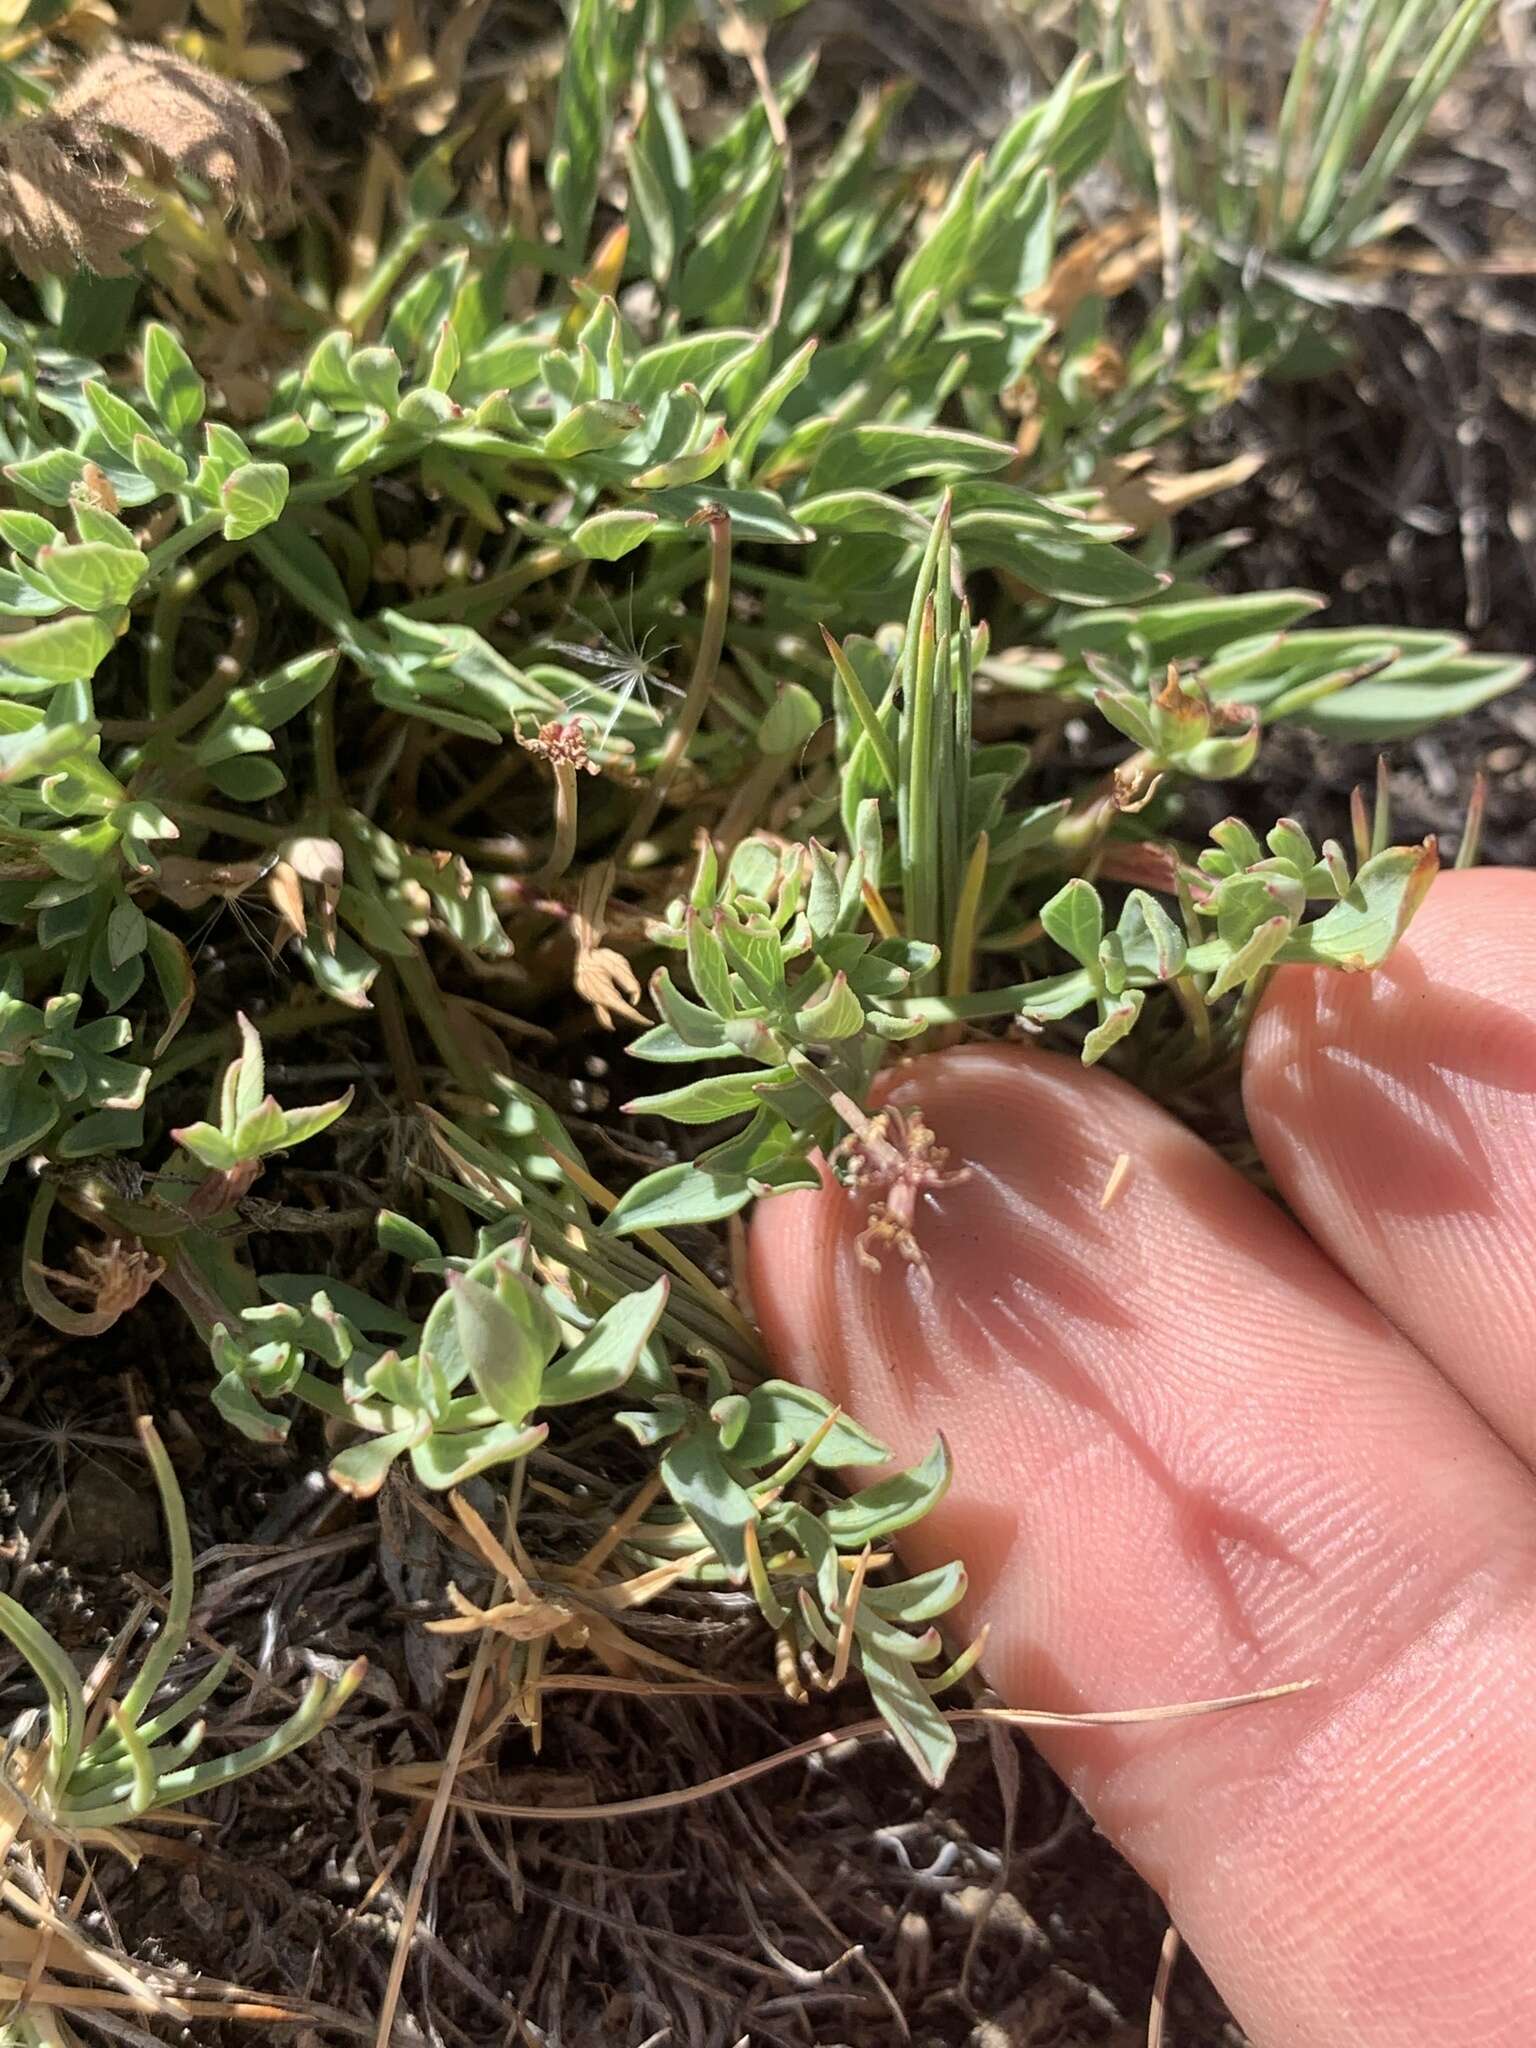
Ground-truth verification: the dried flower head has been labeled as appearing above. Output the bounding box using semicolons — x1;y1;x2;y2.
1113;756;1163;814
0;121;152;281
0;45;289;280
34;1235;164;1335
519;717;599;774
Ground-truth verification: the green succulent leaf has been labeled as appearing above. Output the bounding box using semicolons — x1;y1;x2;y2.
409;1419;549;1490
0;613;116;687
624;1067;794;1124
660;1423;758;1582
220;463;290;540
1278;841;1440;971
6;450;97;505
823;1439;953;1546
542;1278;668;1406
142;322;207;434
431;1260;561;1424
795;970;865;1042
857;1637;957;1788
573;507;660;559
84;380;155;458
807;423;1015;495
730;1381;888;1471
1040;877;1105;968
329;1427;421;1499
32;542;145;611
1117;890;1187;982
602;1161;753;1236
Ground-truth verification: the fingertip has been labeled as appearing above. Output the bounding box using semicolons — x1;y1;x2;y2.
1246;865;1536;1155
1410;863;1536;979
1245;865;1536;1456
748;1030;1536;2048
1250;865;1536;1068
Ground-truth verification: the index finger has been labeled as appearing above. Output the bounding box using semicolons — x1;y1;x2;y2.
751;1043;1536;2048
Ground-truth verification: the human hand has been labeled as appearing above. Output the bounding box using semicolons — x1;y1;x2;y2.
750;866;1536;2048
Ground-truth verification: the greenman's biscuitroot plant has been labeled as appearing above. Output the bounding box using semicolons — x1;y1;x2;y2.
0;0;1518;1799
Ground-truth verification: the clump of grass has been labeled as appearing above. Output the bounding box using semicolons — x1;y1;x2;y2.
0;0;1519;2036
0;1417;361;2047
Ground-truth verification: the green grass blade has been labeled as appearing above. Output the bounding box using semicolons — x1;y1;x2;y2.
898;502;950;972
117;1420;195;1726
0;1592;87;1794
1295;0;1445;253
1266;3;1326;237
821;624;898;788
1292;0;1394;249
902;593;941;959
1318;0;1501;257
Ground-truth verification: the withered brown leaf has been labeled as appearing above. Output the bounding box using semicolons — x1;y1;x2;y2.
154;851;269;909
1028;210;1166;324
1089;448;1267;536
572;862;646;1030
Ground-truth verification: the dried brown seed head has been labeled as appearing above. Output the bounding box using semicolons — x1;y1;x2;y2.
35;1236;164;1335
572;863;646;1029
1113;757;1164;814
0;120;154;278
52;44;289;215
0;44;289;280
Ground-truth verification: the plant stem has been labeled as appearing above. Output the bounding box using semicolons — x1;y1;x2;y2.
714;746;788;855
311;662;343;813
145;567;197;723
117;1421;194;1725
393;950;490;1099
537;760;580;884
820;625;898;790
104;665;231;745
944;830;990;1004
144;510;223;579
617;508;732;863
339;219;439;334
400;543;581;623
164;802;286;845
895;968;1093;1024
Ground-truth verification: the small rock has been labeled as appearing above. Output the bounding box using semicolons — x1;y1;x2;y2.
59;1457;160;1570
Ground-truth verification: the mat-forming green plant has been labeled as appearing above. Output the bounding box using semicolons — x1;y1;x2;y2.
1;0;1522;1782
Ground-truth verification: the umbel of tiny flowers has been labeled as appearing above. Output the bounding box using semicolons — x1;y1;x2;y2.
828;1090;971;1273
